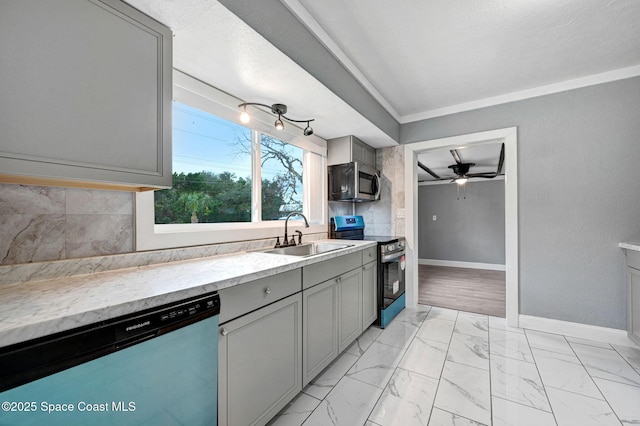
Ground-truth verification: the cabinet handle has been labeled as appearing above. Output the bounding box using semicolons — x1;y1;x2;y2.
336;277;342;283
265;287;271;295
220;328;229;336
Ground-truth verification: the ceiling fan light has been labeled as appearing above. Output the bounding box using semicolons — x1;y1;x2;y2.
455;177;468;185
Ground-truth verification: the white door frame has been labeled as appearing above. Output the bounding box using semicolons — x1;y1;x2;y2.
403;127;519;326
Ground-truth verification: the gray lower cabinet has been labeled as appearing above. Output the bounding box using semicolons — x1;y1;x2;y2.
302;278;339;386
0;0;172;190
338;268;363;352
627;250;640;345
302;253;374;385
218;293;302;426
362;261;377;328
218;246;378;425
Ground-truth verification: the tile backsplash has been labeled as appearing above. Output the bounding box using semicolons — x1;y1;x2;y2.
0;184;133;265
356;146;404;237
0;154;406;267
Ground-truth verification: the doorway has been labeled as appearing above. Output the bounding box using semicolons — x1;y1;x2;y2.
403;127;519;327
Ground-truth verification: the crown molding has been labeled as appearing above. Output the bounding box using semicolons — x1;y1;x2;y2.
280;1;640;125
401;64;640;123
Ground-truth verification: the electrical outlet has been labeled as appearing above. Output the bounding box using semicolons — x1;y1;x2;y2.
433;215;437;221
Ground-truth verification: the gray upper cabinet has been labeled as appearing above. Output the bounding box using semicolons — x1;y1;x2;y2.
0;0;172;190
327;135;376;167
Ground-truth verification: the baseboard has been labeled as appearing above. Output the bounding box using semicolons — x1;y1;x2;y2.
519;315;638;347
419;258;506;271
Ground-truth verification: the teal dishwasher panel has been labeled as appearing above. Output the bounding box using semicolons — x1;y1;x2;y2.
0;315;218;426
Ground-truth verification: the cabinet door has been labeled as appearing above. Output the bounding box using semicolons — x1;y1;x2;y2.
338;268;363;352
218;294;302;426
0;0;172;189
362;261;378;328
302;279;339;386
364;145;377;168
629;267;640;345
351;138;366;164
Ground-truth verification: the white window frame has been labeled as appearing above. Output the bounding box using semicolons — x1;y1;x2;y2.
135;70;328;251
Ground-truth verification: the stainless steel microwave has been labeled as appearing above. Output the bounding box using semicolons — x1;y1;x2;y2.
328;162;381;202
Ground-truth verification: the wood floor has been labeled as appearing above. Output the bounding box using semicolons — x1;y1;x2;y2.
418;264;506;318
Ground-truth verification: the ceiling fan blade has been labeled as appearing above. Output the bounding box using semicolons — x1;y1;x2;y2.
466;173;502;179
467;172;501;176
450;149;462;164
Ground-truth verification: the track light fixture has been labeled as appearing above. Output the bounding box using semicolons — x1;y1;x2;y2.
238;102;314;136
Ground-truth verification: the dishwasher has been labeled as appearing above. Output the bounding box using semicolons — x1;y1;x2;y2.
0;291;220;426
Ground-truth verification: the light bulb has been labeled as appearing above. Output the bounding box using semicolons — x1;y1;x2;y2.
455;177;468;185
240;109;250;124
275;117;284;131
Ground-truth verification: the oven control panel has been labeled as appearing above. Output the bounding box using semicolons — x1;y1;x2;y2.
381;239;406;255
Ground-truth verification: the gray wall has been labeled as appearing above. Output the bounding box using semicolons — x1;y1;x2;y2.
403;76;640;330
217;0;400;142
419;180;505;265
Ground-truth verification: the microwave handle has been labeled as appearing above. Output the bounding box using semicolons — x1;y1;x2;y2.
374;173;381;199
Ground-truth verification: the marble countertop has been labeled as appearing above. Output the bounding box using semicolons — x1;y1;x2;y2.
0;240;376;348
619;236;640;252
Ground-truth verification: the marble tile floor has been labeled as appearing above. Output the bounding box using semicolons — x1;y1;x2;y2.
268;305;640;426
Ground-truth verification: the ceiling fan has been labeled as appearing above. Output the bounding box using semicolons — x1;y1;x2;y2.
447;162;501;185
417;143;505;185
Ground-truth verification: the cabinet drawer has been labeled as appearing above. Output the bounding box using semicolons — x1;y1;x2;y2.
362;246;377;264
627;250;640;270
303;252;361;290
219;269;301;323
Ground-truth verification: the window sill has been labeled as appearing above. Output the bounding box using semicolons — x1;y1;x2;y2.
135;192;326;251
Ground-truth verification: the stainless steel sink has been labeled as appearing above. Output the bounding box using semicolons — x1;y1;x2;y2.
262;242;354;257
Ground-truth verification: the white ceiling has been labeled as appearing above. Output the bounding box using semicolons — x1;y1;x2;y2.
124;0;398;147
125;0;640;147
284;0;640;122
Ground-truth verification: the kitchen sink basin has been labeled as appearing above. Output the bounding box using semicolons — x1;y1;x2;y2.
262;242;354;257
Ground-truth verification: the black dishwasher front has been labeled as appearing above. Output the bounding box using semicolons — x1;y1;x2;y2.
0;291;220;426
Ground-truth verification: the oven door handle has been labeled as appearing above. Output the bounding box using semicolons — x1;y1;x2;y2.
381;251;405;263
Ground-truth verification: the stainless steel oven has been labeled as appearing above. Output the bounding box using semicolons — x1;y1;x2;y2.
329;215;406;328
378;238;406;328
328;162;381;202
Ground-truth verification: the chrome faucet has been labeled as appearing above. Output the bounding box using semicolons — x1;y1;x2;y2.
281;212;309;247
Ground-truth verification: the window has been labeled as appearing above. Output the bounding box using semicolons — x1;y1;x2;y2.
155;102;253;224
260;134;304;220
155;102;309;225
135;70;327;251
